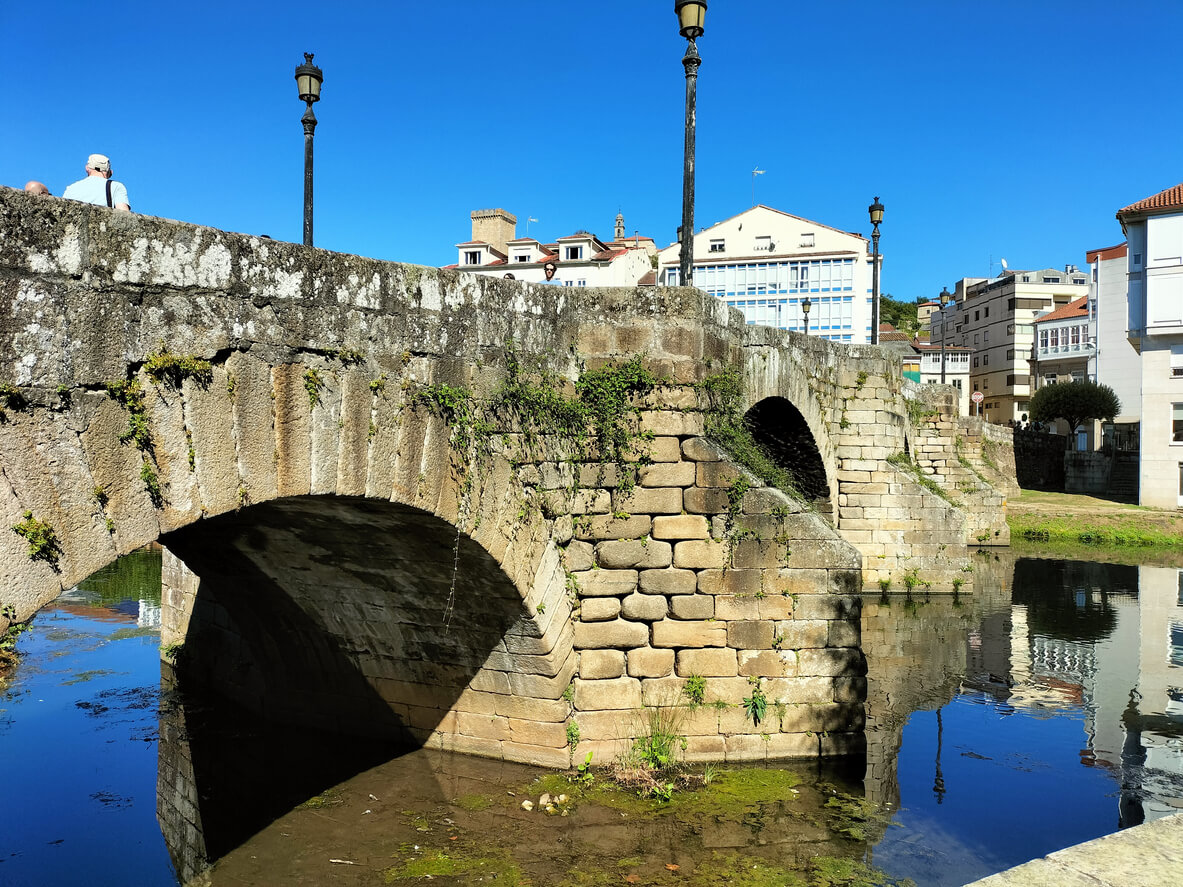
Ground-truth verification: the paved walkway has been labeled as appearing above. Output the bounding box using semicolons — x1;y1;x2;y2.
965;812;1183;886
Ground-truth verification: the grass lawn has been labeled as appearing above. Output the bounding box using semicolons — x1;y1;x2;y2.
1007;489;1183;550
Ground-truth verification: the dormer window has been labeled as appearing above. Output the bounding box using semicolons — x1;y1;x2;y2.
513;253;529;263
800;233;815;248
565;246;583;261
709;239;725;253
464;251;480;265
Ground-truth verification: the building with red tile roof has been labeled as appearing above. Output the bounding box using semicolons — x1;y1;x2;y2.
447;210;656;287
1113;184;1183;506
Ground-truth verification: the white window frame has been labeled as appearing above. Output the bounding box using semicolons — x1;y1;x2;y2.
565;246;583;261
1173;403;1183;445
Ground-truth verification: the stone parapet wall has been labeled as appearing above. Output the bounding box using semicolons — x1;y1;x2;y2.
1012;429;1068;490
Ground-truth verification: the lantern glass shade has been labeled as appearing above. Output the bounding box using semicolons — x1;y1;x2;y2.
939;287;951;307
295;60;323;103
868;197;884;226
675;0;707;38
802;297;812;316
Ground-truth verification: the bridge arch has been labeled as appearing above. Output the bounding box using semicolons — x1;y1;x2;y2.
161;493;573;751
744;396;832;515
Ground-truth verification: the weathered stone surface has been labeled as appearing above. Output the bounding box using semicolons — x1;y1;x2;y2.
562;540;595;572
580;597;621;622
681;438;723;462
651;619;726;648
621;592;668;622
638;462;696;487
669;594;714;620
738;649;798;677
617;486;682;514
727;620;775;650
573;619;649;650
574;513;652;541
627;648;675;678
673;539;727;569
580;649;626;679
639;568;697;596
573;677;642;711
596;539;673;569
676;648;738;676
651;514;710;540
697;569;763;596
682;487;730;514
576;569;638;597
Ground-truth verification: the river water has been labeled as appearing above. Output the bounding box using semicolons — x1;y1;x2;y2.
1;548;1181;886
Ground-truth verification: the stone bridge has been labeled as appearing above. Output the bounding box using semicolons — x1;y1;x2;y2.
0;189;1014;768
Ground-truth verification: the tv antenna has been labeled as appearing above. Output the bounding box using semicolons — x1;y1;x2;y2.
751;167;765;206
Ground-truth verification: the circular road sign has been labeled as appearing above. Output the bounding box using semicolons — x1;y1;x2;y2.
971;391;984;404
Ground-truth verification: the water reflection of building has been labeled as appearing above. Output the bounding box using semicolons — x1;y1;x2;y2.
862;554;1183;830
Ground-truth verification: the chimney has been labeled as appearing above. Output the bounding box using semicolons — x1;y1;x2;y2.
471;209;517;256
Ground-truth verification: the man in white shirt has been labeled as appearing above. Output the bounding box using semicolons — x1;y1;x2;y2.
62;154;130;211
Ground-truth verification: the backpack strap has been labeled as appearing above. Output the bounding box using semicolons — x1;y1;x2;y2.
106;179;113;208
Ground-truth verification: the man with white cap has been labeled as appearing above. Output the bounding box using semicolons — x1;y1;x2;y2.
62;153;130;211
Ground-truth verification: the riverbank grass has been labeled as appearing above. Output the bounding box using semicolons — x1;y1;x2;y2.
1007;490;1183;549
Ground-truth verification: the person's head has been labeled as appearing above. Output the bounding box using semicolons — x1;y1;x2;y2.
543;262;557;280
503;273;515;279
85;154;113;179
24;181;50;196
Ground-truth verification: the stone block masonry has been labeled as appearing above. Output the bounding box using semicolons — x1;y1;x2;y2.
0;188;1012;770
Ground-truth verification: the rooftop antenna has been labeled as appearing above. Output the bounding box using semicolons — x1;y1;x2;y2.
751;167;765;206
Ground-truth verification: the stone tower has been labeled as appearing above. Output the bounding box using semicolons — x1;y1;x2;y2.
614;212;625;242
471;209;517;256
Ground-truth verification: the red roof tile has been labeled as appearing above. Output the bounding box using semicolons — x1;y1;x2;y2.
1085;242;1127;263
1118;183;1183;217
638;271;657;286
1033;296;1088;324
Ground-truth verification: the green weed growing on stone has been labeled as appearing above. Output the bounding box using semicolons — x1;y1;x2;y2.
304;368;325;408
92;486;108;508
144;347;212;389
566;720;581;749
11;510;61;569
742;678;768;726
225;372;236;400
0;384;28;414
106;378;153;453
335;347;365;365
682;674;706;707
140;460;163;507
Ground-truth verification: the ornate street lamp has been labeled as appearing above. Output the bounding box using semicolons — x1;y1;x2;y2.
938;286;952;384
675;0;706;287
802;297;812;336
868;196;884;344
295;52;324;247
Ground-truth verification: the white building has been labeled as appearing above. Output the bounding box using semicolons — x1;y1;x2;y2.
1117;183;1183;508
655;205;878;344
916;343;973;415
1089;242;1140;446
445;208;657;287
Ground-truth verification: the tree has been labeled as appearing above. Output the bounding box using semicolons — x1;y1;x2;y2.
879;294;919;336
1028;380;1120;437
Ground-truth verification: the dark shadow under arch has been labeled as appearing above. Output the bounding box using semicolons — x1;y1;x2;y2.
744;397;832;515
157;495;531;873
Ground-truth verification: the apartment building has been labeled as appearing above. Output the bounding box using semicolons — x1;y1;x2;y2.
655;205;878;344
933;267;1089;424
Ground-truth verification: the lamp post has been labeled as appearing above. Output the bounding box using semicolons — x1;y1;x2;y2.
675;0;706;287
938;286;952;384
868;196;884;344
802;297;812;336
294;52;324;247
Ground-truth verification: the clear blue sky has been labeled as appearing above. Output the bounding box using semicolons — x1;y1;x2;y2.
6;1;1180;302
